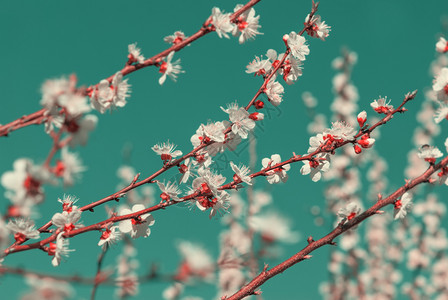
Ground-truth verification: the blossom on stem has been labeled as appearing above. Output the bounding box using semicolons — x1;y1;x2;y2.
337;203;361;221
246;54;271;76
264;75;285;106
118;204;155;239
164;31;188;45
67;114;98;147
417;145;443;163
279;53;303;84
158;51;184;85
436;37;448;53
300;157;330;182
394;192;413;220
58;194;79;213
48;233;74;267
90;72;131;113
261;154;290;184
283;32;310;61
54;147;86;186
357;111;367;127
230;161;252;185
152;141;183;162
98;225;121;247
157;181;182;202
434;103;448;123
323;121;356;142
221;102;255;139
175;241;214;282
58;93;91;117
6;218;40;243
249;211;299;243
51;207;82;233
232;5;262;44
357;134;375;149
191;121;226;148
370;96;394;114
178;158;193;184
128;43;145;64
433;68;448;101
304;14;331;41
210;7;235;39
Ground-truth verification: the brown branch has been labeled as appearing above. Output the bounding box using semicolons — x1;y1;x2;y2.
0;0;261;138
224;155;448;299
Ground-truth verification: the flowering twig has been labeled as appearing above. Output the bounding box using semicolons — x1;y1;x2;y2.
224;155;448;300
3;90;414;257
0;0;261;138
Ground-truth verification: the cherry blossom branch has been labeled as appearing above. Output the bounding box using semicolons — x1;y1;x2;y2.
0;0;261;138
3;90;415;257
4;1;321;254
224;155;448;300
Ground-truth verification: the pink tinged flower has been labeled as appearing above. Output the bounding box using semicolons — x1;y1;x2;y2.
436;37;448;53
282;32;310;61
246;54;271;76
357;134;375;149
394;192;413;220
261;154;290;184
249;112;264;121
152;141;183;162
118;204;155;238
58;93;91;117
48;232;74;267
434;104;448;123
232;5;262;44
164;31;188;45
323;121;356;142
264;76;285;106
91;72;131;113
157;181;182;202
40;77;72;112
6;218;40;243
221;102;255;139
417;145;443;163
51;207;82;233
300;157;330;182
210;7;235;39
191;121;226;148
433;68;448;101
67;114;98;147
192;151;213;168
370;96;394;114
337;203;361;221
178;158;192;184
230;161;252;185
304;14;331;41
55;147;86;186
58;194;79;213
98;225;121;247
128;43;145;64
279;53;303;85
357;111;367;127
158;51;185;85
248;211;299;243
176;241;214;281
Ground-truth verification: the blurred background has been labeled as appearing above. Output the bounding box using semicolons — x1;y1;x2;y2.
0;0;447;299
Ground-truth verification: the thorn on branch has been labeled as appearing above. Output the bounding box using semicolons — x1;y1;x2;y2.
303;255;312;260
307;236;314;244
254;290;262;295
377;194;382;201
329;241;337;246
131;173;140;185
262;264;269;273
89;208;94;212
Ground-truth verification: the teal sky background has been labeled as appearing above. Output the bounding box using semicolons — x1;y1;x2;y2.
1;0;448;299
